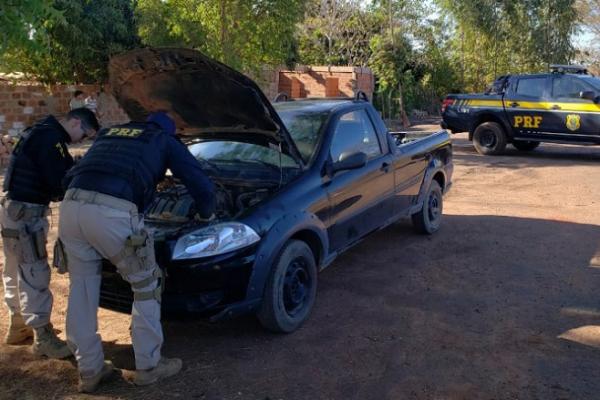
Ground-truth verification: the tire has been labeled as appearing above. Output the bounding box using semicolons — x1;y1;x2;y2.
472;121;507;155
512;141;540;152
257;240;317;333
412;180;443;235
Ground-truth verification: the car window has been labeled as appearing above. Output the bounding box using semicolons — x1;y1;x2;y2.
552;76;592;100
515;77;546;98
330;110;382;162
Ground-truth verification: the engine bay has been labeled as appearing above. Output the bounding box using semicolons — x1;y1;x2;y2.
145;176;277;225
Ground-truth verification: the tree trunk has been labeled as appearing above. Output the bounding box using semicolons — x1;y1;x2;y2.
398;81;410;128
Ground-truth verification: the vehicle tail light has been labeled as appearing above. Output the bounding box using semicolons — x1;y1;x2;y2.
441;98;455;113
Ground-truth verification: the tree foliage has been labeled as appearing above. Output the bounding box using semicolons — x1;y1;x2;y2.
136;0;306;71
437;0;578;91
1;0;140;83
0;0;64;54
0;0;581;118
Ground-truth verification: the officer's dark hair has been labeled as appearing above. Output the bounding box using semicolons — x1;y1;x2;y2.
66;108;100;132
73;90;84;98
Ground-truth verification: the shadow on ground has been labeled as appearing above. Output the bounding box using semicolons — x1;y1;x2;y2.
3;214;598;399
452;136;600;167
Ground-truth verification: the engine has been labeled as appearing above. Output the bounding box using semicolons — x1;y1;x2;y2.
146;177;274;223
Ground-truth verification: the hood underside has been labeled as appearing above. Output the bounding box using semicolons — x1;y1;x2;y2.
108;47;303;164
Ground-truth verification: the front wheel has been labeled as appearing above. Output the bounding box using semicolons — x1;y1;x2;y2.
473;121;507;155
512;141;540;151
412;180;443;235
257;240;317;333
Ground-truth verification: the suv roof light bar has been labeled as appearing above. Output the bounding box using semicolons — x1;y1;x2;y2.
550;64;589;74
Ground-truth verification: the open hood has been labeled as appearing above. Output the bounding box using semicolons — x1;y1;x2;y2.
108;47;304;166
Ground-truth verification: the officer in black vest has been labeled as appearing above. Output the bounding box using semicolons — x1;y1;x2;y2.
1;108;99;358
59;112;215;393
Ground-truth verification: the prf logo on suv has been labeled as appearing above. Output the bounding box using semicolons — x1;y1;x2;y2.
441;65;600;155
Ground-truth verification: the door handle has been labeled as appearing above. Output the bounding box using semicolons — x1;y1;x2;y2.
551;105;561;110
509;102;519;108
381;162;390;172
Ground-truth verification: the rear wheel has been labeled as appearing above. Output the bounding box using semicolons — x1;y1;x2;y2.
412;180;443;235
257;240;317;333
473;122;507;155
512;141;540;151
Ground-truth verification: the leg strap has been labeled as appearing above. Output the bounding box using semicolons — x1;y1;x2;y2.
133;287;162;302
131;269;163;302
130;268;162;290
1;228;20;238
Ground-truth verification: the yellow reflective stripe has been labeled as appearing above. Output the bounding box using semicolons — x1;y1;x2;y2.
503;100;600;112
468;99;504;107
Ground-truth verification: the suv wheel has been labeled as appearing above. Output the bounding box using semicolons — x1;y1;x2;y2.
257;240;317;333
473;122;507;155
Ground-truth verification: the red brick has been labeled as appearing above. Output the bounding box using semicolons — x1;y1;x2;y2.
11;93;20;99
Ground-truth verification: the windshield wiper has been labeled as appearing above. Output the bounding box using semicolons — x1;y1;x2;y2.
244;159;281;171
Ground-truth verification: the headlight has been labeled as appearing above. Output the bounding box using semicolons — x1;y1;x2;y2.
172;222;260;260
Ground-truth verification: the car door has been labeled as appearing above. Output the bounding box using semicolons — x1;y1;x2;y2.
503;75;551;139
544;75;600;137
325;108;395;252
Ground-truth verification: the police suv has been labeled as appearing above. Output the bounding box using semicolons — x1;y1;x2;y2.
441;65;600;155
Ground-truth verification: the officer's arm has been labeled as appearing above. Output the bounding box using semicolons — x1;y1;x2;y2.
166;136;216;218
38;138;74;201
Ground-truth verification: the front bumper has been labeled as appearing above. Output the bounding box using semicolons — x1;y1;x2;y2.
99;243;259;317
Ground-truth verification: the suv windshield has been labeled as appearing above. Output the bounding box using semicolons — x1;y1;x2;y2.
578;76;600;91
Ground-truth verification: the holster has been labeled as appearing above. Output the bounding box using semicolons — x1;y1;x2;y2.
1;225;47;263
6;201;25;221
52;238;68;274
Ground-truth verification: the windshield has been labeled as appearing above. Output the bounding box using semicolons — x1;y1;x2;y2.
277;108;329;161
579;76;600;91
187;141;298;168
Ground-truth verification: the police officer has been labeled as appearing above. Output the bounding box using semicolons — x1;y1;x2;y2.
1;108;99;358
59;112;215;393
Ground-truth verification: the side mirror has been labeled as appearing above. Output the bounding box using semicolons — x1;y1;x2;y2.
580;91;598;103
331;151;367;174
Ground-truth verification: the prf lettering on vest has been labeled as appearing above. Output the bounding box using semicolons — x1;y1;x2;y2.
513;116;543;129
106;128;144;137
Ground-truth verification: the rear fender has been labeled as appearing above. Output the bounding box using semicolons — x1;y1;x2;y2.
245;212;329;302
410;157;447;215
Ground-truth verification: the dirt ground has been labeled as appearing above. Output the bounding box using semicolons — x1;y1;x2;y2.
1;121;599;400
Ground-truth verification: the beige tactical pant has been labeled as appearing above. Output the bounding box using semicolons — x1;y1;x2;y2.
59;197;163;378
0;202;52;328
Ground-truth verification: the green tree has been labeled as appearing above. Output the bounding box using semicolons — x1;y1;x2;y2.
437;0;578;91
136;0;306;72
297;0;384;66
1;0;140;83
0;0;64;54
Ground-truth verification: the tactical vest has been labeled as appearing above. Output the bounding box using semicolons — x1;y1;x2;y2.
3;127;48;200
66;123;160;208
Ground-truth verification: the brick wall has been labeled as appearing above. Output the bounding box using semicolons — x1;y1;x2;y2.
278;66;374;100
0;82;129;137
0;64;374;140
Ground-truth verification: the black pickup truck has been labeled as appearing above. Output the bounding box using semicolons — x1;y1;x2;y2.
99;48;453;333
442;65;600;155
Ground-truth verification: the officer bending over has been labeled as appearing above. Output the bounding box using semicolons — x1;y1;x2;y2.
1;108;99;358
59;112;215;393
